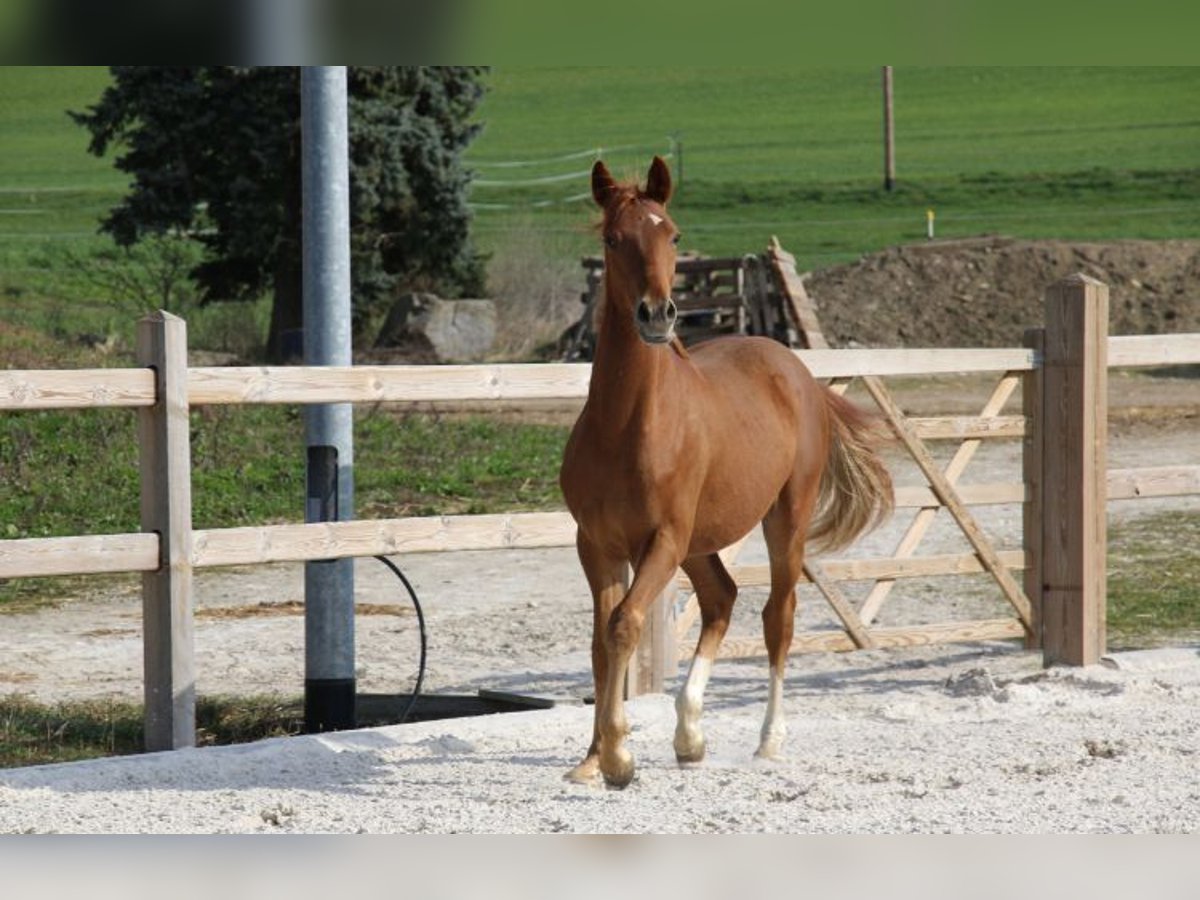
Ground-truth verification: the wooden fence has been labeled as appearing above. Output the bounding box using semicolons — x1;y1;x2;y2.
2;275;1198;751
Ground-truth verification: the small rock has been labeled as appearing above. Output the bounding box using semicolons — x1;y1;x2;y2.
944;667;999;697
418;734;477;755
375;293;496;363
260;803;296;827
1084;738;1126;760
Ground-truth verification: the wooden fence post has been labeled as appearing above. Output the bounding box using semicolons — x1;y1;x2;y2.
1040;275;1108;666
137;311;196;750
626;579;677;697
1022;327;1045;650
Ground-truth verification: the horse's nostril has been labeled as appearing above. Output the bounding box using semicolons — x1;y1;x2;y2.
665;299;678;323
636;302;651;323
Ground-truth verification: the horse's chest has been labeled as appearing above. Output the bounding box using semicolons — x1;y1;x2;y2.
562;431;691;528
571;456;676;512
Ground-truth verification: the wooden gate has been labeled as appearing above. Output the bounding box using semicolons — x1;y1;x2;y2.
645;270;1200;685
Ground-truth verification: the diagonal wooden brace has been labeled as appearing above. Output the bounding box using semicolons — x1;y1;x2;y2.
804;560;876;649
858;372;1020;624
861;375;1035;634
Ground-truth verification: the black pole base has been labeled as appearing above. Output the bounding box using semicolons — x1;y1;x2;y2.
305;678;357;733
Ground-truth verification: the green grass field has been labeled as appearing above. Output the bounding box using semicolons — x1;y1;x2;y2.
467;67;1200;264
0;67;120;190
2;66;1197;313
0;66;123;244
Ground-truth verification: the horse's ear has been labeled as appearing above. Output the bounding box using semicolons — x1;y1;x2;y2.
644;155;672;205
592;160;617;207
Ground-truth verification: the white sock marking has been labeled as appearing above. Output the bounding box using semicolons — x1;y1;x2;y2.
758;666;787;757
675;655;713;758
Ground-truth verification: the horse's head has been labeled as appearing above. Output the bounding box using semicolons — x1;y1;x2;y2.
592;156;680;345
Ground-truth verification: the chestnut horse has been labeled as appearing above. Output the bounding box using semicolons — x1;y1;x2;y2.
559;156;894;788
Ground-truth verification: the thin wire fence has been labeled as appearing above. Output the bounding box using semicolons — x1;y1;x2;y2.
467;141;678;210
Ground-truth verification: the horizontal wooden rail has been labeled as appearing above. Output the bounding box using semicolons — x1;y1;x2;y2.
1108;333;1200;368
187;364;594;406
192;512;578;567
716;617;1027;658
895;482;1025;507
677;549;1027;592
799;347;1037;377
1107;465;1200;500
5;335;1196;414
185;350;1037;407
4;463;1193;581
909;415;1025;440
0;533;159;579
0;369;155;411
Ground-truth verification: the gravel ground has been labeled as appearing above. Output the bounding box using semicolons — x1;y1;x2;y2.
1;644;1199;833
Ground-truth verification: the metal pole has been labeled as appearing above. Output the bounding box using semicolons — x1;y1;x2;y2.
882;66;895;191
301;66;356;732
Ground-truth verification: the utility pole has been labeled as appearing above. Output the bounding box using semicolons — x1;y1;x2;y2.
669;132;684;190
882;66;895;191
301;66;356;733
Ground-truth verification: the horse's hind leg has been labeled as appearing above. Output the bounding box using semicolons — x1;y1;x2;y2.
757;486;818;759
674;553;737;765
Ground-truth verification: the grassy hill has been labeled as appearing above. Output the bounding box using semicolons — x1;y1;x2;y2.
0;66;123;242
0;66;119;191
467;67;1200;265
1;66;1196;308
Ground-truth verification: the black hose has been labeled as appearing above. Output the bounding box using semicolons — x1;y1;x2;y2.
373;555;426;725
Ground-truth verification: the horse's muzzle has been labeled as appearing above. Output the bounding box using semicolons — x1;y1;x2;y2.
635;298;678;344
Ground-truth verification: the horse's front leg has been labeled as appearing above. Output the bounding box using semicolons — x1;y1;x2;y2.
565;534;627;785
597;533;682;788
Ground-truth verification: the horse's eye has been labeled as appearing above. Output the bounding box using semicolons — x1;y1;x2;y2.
672;233;681;246
604;234;618;249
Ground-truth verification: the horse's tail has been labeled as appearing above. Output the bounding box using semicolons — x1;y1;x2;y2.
807;387;895;554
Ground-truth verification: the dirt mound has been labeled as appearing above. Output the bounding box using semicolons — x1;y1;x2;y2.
806;237;1200;348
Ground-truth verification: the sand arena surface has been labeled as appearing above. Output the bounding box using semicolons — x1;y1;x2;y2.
1;643;1199;833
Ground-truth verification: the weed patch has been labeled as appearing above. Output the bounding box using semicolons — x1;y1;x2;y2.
1107;510;1200;648
0;694;305;768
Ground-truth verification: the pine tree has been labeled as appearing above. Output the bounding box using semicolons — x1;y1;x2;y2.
73;66;487;361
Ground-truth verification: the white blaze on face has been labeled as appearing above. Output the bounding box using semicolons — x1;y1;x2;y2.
647;212;664;227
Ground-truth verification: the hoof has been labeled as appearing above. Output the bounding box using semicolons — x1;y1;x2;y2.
754;739;784;761
564;756;602;785
673;729;706;766
600;748;635;789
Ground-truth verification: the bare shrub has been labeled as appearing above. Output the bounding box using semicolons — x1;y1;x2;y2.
483;220;585;360
59;233;205;318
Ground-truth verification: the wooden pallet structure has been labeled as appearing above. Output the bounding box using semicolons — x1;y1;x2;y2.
764;235;827;350
561;245;806;360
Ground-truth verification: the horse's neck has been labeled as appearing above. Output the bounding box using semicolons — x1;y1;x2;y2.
587;286;675;429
